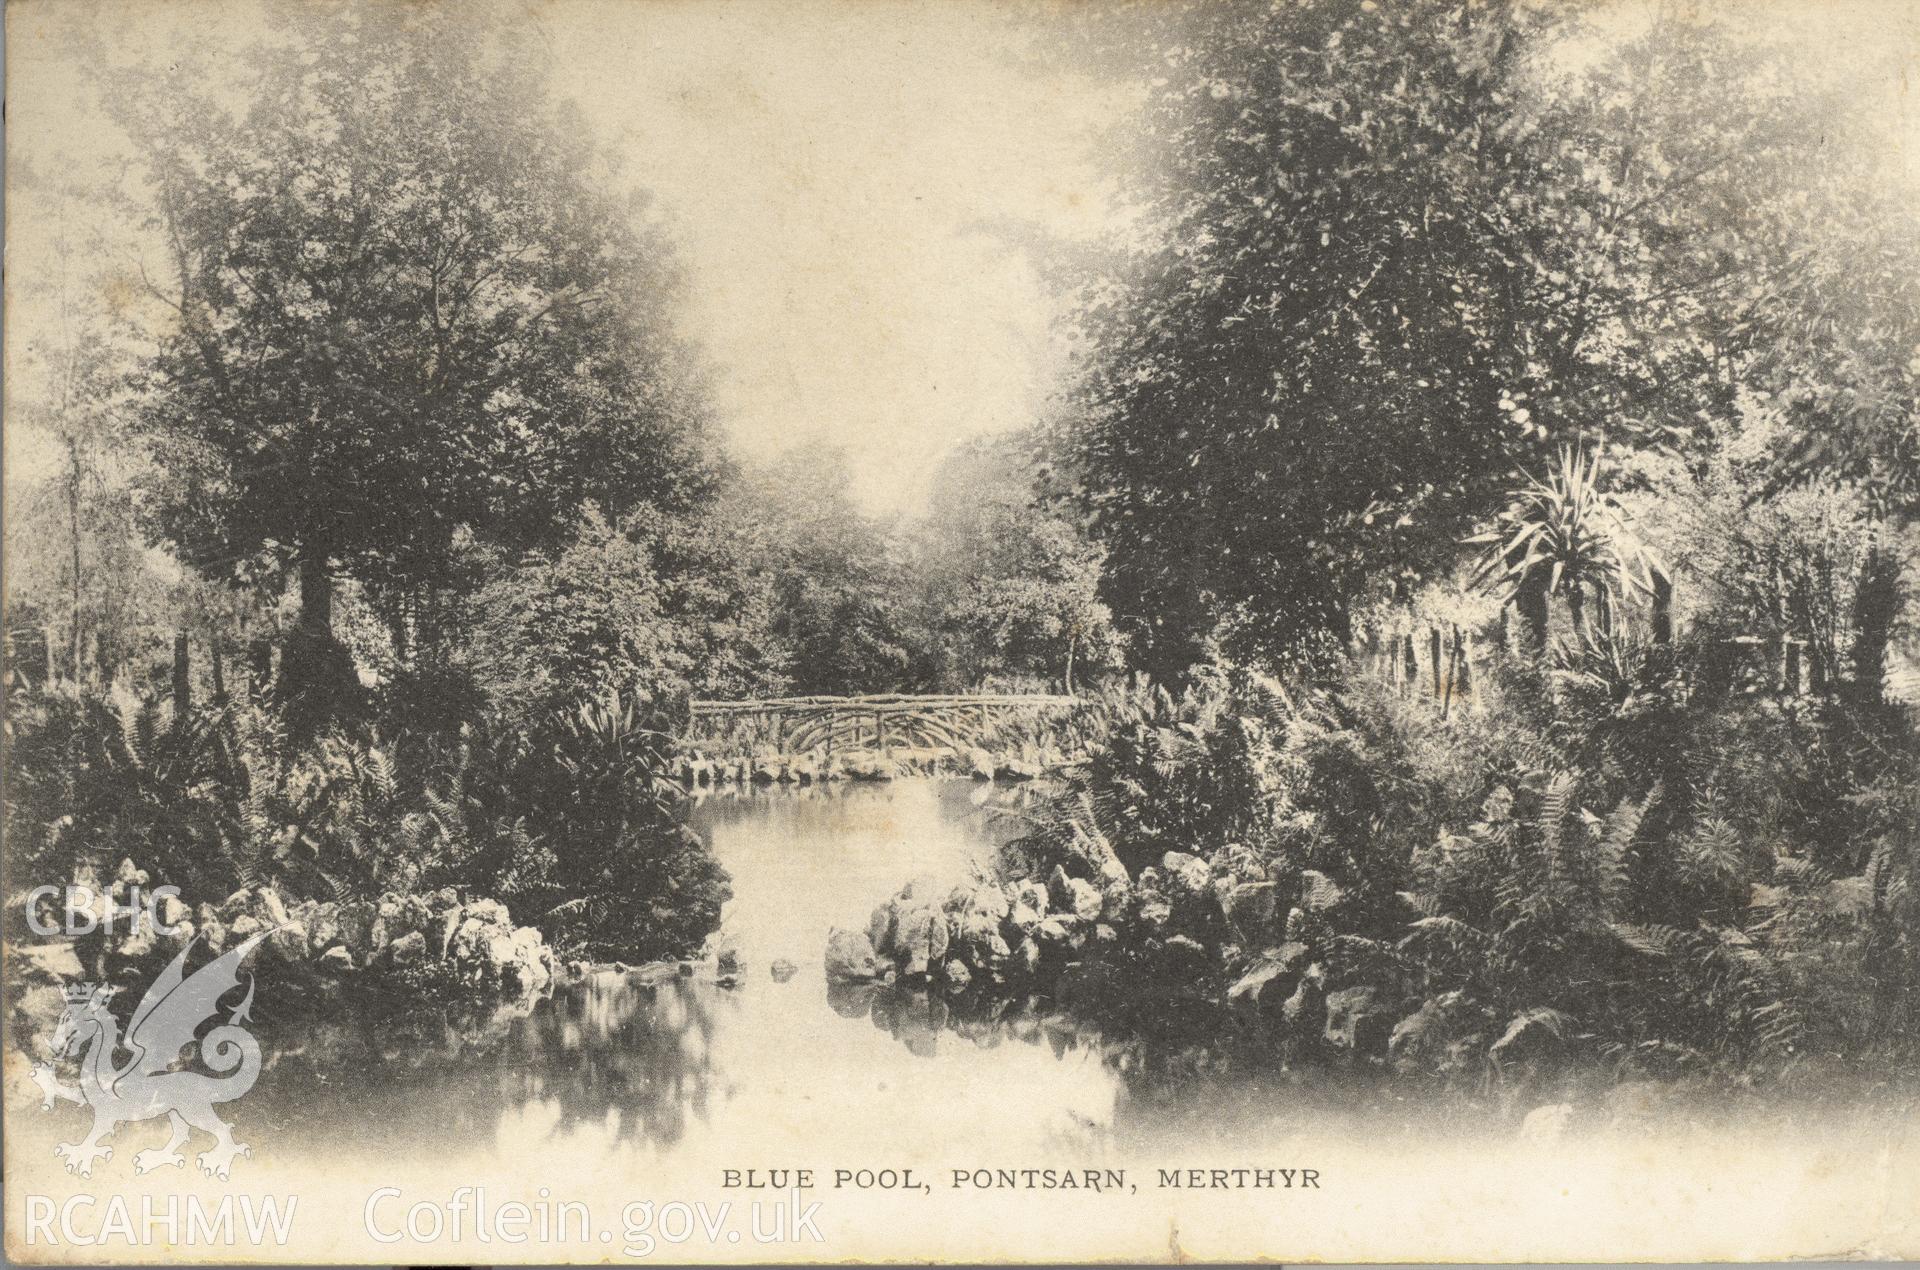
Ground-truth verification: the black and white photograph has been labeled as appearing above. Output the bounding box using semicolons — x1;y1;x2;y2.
3;0;1917;1261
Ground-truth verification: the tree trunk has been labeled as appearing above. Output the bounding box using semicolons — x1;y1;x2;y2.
279;554;360;734
1650;573;1674;644
171;633;191;732
1514;583;1549;655
210;636;229;707
67;439;84;688
1565;584;1587;646
1428;627;1443;698
1849;543;1901;706
1064;632;1077;696
300;557;334;641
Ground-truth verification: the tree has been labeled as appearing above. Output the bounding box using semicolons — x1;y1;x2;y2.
1064;0;1904;681
1070;0;1593;678
3;166;166;690
912;435;1119;691
742;444;918;695
110;5;715;724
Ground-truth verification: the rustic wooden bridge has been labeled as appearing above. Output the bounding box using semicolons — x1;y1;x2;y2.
686;693;1081;756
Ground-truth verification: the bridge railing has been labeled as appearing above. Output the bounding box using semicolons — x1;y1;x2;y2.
685;693;1082;757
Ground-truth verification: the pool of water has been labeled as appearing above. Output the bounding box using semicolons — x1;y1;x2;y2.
212;780;1139;1171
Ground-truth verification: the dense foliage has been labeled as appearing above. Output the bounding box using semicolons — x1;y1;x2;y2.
985;645;1918;1085
1065;0;1918;681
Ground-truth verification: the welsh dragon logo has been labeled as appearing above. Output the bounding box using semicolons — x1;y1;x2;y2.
32;929;270;1180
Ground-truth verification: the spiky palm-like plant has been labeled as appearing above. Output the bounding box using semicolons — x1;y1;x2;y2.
1469;448;1668;648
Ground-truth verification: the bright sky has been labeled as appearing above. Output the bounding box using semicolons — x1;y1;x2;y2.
5;0;1915;515
546;1;1126;514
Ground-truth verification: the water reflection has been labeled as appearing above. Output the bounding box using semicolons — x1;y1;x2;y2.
231;779;1129;1167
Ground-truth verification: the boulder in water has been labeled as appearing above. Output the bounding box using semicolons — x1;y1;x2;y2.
892;905;949;977
825;927;881;981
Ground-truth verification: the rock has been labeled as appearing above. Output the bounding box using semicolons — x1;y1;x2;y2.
116;918;158;962
387;930;427;966
1046;866;1104;922
999;758;1040;781
1283;975;1327;1034
825;927;880;981
229;914;264;942
1008;902;1045;936
867;902;897;958
1160;852;1212;896
1222;881;1278;940
714;936;742;976
1138;898;1172;929
843;752;897;782
265;921;310;965
1035;916;1079;946
1324;986;1394;1058
485;934;518;977
499;929;552;992
970;885;1010;921
953;908;1003;959
199;915;229;955
317;946;355;973
1012;880;1049;917
1519;1103;1576;1144
254;887;291;929
770;958;798;983
335;901;378;957
307;903;344;951
428;887;461;913
1063;878;1104;922
965;748;996;780
156;894;191;930
1015;935;1042;975
434;907;462;960
219;889;255;922
943;959;972;992
1227;943;1308;1012
893;905;949;977
464;898;511;928
1046;865;1074;911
